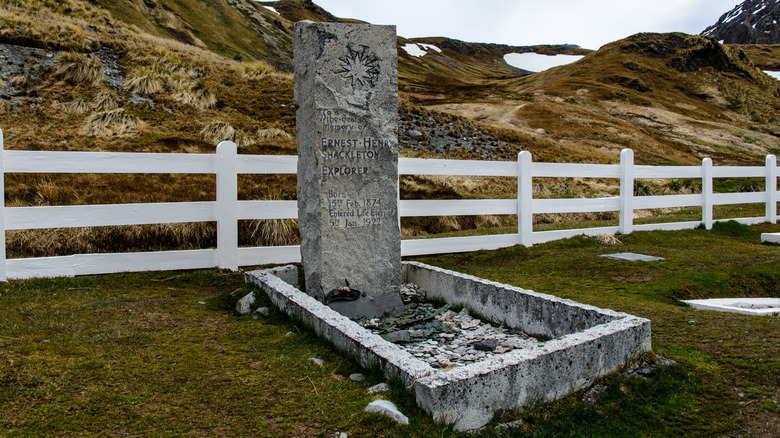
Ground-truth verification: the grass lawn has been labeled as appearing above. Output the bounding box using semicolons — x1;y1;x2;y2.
1;221;779;437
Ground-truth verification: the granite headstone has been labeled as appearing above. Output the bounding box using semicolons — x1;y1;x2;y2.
294;21;403;318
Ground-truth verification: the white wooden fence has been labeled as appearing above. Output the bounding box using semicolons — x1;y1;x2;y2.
1;127;777;280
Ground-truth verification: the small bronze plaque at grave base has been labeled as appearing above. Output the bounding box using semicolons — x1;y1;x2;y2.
294;22;402;318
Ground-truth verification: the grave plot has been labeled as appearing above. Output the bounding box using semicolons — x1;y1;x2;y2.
246;262;651;431
280;21;652;431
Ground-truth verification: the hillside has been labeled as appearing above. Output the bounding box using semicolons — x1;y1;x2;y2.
423;33;780;166
1;0;780;254
398;37;591;100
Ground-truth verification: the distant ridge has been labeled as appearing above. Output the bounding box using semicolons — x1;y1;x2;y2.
702;0;780;44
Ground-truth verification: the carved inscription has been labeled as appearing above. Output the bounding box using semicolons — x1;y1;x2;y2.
327;190;389;229
319;108;394;228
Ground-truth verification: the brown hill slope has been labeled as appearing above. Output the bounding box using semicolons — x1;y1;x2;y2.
426;33;780;166
93;0;294;69
399;37;591;100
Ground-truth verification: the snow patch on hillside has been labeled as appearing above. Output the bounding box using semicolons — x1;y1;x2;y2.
263;6;279;15
402;43;442;58
419;43;441;53
503;53;584;72
765;71;780;80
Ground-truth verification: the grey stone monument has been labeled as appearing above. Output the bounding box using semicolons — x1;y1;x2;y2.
294;21;403;318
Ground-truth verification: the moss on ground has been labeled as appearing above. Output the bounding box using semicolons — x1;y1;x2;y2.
1;223;779;436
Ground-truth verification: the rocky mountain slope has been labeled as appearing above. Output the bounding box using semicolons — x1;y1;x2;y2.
702;0;780;44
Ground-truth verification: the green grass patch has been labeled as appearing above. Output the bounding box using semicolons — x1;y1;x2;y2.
2;223;779;436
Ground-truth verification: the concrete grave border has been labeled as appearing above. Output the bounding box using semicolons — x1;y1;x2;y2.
245;262;651;431
761;232;780;244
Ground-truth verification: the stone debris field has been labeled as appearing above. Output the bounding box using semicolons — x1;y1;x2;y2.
358;283;540;369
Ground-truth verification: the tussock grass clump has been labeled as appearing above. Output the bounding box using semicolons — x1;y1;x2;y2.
246;218;300;246
199;121;262;148
172;87;216;109
240;60;276;78
82;108;142;136
238;60;290;80
125;45;220;109
243;191;300;246
53;98;89;114
256;127;292;140
200;121;236;145
54;52;103;85
90;91;118;111
124;67;164;95
595;233;622;245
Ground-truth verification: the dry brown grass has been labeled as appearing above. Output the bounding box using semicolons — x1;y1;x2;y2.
595;233;622;245
256;127;292;140
239;60;276;79
53;98;90;114
54;52;103;85
237;60;292;81
82;108;143;136
0;6;92;51
90;90;118;111
9;74;28;88
6;223;216;258
124;67;164;95
172;87;217;109
246;218;300;246
200;121;236;145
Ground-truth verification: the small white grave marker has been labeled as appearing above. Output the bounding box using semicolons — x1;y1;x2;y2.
761;232;780;244
683;298;780;316
600;252;664;262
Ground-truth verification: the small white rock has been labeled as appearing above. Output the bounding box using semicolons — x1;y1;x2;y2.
349;373;365;382
364;400;409;425
252;307;270;320
309;357;324;366
235;292;256;315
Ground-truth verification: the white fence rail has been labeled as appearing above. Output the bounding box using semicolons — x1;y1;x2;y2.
1;127;777;280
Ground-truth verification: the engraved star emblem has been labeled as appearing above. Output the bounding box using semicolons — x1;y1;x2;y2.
335;45;380;88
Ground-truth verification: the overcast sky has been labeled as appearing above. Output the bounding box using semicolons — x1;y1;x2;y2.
311;0;741;50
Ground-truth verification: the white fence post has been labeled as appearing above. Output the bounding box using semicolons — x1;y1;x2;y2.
619;148;634;234
767;155;777;224
702;157;714;230
216;141;238;271
517;151;533;246
0;128;5;281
